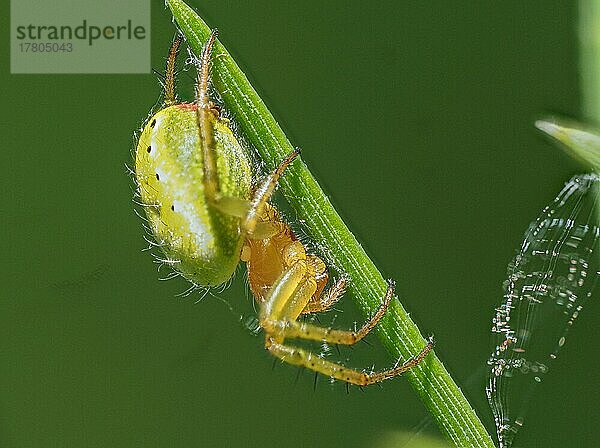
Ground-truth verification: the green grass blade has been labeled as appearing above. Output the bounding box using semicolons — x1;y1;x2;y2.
536;119;600;171
166;1;495;446
536;118;600;229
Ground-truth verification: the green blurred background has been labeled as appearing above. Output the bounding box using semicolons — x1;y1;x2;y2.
2;1;597;447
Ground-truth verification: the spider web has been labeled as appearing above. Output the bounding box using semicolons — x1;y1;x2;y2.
486;173;600;447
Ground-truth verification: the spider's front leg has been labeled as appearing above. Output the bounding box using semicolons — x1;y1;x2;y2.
191;28;300;239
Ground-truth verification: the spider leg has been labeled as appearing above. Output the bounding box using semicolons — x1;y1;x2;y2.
242;149;300;236
262;279;395;345
194;29;222;204
266;338;434;386
195;148;299;228
164;35;182;106
259;259;316;325
301;275;347;314
261;261;433;384
190;29;300;233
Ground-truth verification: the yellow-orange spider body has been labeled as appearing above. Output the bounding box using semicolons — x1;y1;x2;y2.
134;31;433;385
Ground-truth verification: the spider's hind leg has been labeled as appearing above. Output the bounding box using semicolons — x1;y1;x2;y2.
266;338;434;386
260;259;433;384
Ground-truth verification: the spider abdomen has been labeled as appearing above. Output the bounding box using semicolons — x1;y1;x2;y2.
135;104;252;286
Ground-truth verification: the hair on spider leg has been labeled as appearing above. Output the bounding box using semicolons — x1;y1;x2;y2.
319;341;335;359
391;355;410;370
313;371;319;392
359;337;373;347
154;65;187;86
154;40;185;93
294;366;305;387
151;67;164;80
